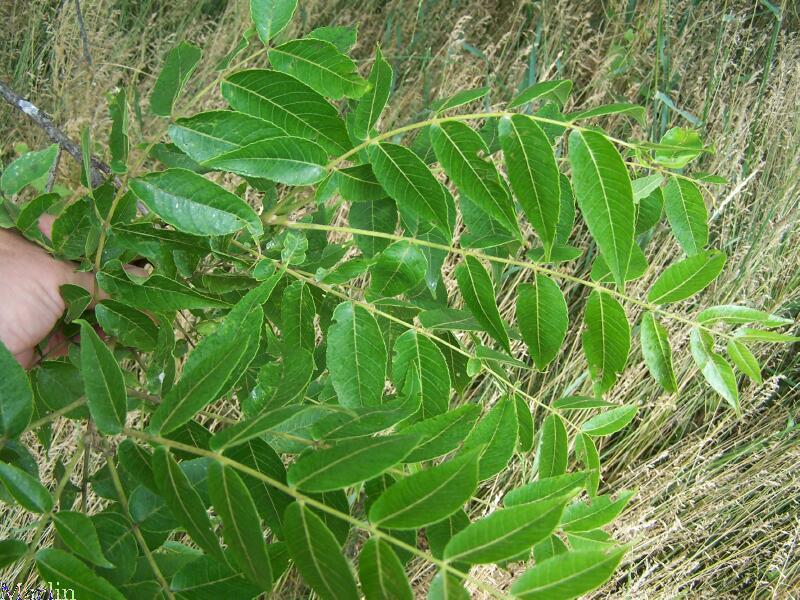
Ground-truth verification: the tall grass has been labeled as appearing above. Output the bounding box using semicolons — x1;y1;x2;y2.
1;0;798;596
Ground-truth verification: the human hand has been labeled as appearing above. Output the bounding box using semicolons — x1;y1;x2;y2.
0;215;103;368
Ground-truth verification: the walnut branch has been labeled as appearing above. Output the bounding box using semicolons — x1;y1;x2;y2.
0;79;112;188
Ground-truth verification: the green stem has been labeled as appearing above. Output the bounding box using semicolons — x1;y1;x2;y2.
123;428;509;600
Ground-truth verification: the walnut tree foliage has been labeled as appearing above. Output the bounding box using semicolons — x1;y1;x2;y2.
0;1;797;598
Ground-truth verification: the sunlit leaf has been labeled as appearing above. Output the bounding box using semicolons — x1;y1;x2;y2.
516;274;568;370
647;251;725;304
640;312;677;392
662;176;708;256
150;41;201;117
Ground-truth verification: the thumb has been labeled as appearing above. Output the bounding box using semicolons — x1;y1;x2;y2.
38;214;56;241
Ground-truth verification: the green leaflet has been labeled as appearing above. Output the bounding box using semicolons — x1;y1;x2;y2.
444;495;569;564
287;434;419;492
118;439;157;493
516;274;568;370
52;511;114;568
568;102;646;126
431;120;520;238
352;46;392;140
153;447;225;562
534;535;568;563
582;290;630;393
350;198;397;257
307;25;357;52
726;339;762;383
203;136;327;185
171;553;261;598
0;339;33;439
359;537;413;600
368;448;480;529
208;461;273;592
150;276;279;434
400;404;481;462
568;129;635;290
78;320;127;435
538;413;568;479
428;572;470;600
369;241;428;298
0;539;27;569
224;439;293;539
391;330;451;420
151;307;262;434
504;472;589;507
508;80;573;109
560;490;635;532
515;395;535;453
640;312;678;392
432;87;489;113
36;548;125;600
284;502;359;600
581;406;638;436
697;305;792;327
15;192;58;243
0;144;58;196
169;110;283;163
690;328;740;413
59;284;92;323
269;38;369;99
250;0;296;44
499;114;560;257
552;396;616;410
648;251;726;304
221;69;352;155
250;350;315;412
281;280;316;350
0;462;52;513
368;142;453;239
733;328;800;343
455;256;510;352
327;301;387;409
98;260;229;311
336;164;388;202
511;546;629;600
591;244;648;284
462;396;517;480
654;127;705;169
575;433;601;496
95;300;159;351
311;395;419;441
130;168;262;237
150;41;201;117
107;88;128;174
663;176;708;256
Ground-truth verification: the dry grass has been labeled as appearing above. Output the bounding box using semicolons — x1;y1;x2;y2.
1;0;799;597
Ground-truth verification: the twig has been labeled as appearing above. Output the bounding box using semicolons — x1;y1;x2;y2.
73;0;93;67
0;80;113;188
45;147;62;192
